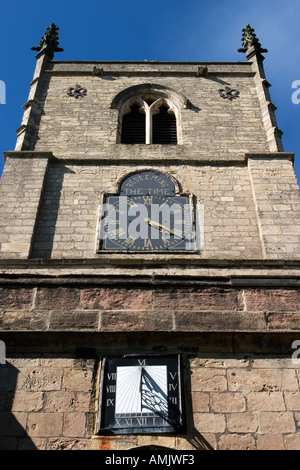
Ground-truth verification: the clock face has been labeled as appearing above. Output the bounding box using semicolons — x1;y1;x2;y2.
97;355;184;434
98;171;196;252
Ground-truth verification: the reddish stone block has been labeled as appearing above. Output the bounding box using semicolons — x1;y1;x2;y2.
17;368;62;392
211;393;246;413
63;413;86;437
191;392;210;412
79;288;152;310
0;287;34;310
267;313;300;330
191;368;227;392
285;434;300;450
49;311;99;330
218;434;256;450
35;287;78;310
0;311;50;331
244;288;300;312
260;412;296;433
174;311;266;331
27;413;63;437
226;412;258;433
154;288;243;311
63;369;93;392
257;434;285;450
193;413;226;433
12;391;44;412
101;310;173;331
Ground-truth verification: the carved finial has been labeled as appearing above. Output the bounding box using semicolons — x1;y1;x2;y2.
31;23;64;58
238;24;268;55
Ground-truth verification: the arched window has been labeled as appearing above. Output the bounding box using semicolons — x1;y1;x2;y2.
120;97;178;145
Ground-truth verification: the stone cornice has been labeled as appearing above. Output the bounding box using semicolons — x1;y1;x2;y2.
3;150;295;165
1;259;300;288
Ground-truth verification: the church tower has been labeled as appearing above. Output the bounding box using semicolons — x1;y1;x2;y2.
0;24;300;450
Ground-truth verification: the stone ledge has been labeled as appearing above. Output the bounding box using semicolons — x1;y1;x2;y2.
48;61;253;76
3;151;53;163
246;152;294;162
0;331;298;355
1;269;300;288
3;150;294;165
1;257;300;268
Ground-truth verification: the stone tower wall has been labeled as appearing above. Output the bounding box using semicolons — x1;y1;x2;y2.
1;31;300;451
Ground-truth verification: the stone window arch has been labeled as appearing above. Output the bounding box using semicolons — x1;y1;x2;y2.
111;85;187;145
120;96;177;145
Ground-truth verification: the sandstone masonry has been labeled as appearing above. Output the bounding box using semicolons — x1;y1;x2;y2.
0;25;299;450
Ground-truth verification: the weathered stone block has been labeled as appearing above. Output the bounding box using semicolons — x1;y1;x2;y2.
267;313;300;330
190;368;227;392
218;434;256;450
63;413;86;438
0;288;34;309
0;310;49;331
246;391;285;411
260;412;296;433
226;411;258;432
193;413;226;433
36;287;78;310
244;288;300;312
174;311;266;331
257;434;285;450
154;288;243;311
17;368;62;392
44;391;75;412
49;311;99;330
12;392;44;412
62;369;93;392
211;393;246;413
228;368;299;392
27;413;63;437
79;288;152;310
191;392;210;412
101;310;173;331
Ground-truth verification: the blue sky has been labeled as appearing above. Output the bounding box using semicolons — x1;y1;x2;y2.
0;0;299;181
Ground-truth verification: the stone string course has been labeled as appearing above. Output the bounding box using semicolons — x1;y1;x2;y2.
1;284;300;333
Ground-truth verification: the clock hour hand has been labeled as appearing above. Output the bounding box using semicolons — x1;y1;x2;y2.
144;218;182;238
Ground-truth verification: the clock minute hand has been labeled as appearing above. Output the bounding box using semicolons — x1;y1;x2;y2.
144;218;182;237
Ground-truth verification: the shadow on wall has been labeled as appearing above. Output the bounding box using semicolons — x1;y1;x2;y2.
30;164;75;259
0;361;37;450
186;430;214;450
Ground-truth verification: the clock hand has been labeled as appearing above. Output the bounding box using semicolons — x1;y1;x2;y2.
144;218;182;238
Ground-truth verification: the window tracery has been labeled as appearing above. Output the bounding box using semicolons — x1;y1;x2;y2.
119;95;179;145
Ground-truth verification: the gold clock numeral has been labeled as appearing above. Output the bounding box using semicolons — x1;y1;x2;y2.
143;196;153;205
124;236;136;247
144;239;153;249
127;198;137;207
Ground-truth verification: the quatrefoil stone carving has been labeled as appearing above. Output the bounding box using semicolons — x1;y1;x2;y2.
67;84;87;99
218;86;240;101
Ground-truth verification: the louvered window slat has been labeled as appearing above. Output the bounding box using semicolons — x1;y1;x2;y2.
152;106;177;144
121;105;145;144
